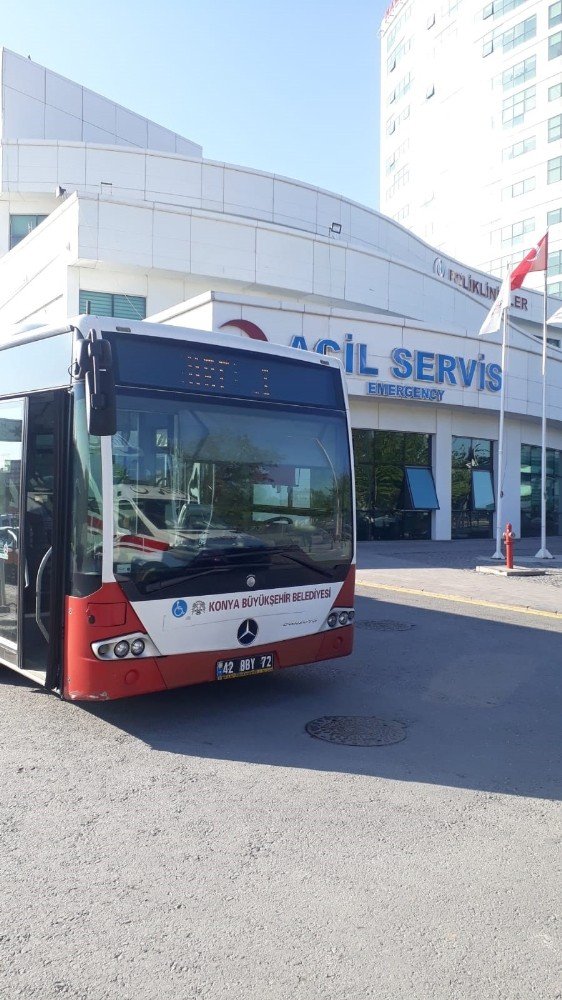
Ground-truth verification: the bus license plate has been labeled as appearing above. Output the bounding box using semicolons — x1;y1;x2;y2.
216;653;274;680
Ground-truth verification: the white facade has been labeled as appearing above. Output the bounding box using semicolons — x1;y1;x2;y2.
379;0;562;293
2;47;562;541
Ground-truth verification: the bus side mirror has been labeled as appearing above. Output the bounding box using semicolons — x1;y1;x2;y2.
85;366;116;436
75;330;117;437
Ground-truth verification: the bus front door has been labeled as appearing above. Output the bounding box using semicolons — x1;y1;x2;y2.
21;392;67;689
0;398;25;670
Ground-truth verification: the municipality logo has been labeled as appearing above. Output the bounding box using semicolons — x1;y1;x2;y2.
172;599;188;618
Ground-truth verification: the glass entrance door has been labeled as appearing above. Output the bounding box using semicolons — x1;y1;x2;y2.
0;399;24;667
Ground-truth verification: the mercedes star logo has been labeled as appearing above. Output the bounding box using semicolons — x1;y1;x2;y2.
237;619;258;646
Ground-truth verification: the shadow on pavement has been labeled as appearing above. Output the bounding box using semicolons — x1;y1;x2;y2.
76;591;561;802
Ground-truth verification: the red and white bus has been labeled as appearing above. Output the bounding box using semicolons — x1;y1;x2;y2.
0;316;355;700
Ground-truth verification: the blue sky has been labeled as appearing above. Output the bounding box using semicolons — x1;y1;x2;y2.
3;0;389;208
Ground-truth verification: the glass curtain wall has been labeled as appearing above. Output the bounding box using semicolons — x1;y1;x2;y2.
520;444;562;536
353;430;437;540
451;437;495;538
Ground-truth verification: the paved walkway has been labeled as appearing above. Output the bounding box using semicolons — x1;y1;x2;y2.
356;537;562;617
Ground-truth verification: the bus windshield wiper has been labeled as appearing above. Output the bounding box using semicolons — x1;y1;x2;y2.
143;565;233;593
261;546;335;579
142;547;272;592
141;546;334;592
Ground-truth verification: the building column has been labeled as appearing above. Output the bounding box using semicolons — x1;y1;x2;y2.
433;408;452;540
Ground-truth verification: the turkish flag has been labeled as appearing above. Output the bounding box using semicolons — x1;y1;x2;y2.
510;233;548;290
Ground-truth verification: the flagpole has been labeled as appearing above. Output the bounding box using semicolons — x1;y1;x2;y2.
492;302;508;559
535;265;554;558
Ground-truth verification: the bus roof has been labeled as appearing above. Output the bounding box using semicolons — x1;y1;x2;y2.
0;315;344;372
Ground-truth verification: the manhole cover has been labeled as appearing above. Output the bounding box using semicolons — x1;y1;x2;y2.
305;716;407;746
355;619;415;631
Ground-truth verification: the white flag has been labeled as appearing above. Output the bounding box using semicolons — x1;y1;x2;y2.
548;305;562;325
479;273;511;336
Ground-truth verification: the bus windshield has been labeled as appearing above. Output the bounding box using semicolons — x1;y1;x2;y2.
111;390;352;598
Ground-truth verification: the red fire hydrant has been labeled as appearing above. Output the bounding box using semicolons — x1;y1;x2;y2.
503;522;515;569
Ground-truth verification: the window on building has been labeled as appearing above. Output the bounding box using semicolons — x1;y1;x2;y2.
548;281;562;297
549;115;562;142
503;176;536;198
387;165;411;201
533;334;561;348
549;30;562;58
9;214;48;250
484;0;527;19
389;72;412;105
548;250;562;277
472;470;495;511
387;106;410;136
502;16;536;52
501;218;534;246
397;72;411;102
521;444;562;536
353;430;435;541
502;55;536;90
404;467;439;510
483;36;494;56
502;136;536;160
386;4;412;50
502;85;536;126
78;290;147;320
549;82;562;101
394;204;410;223
548;208;562;226
549;1;562;28
548;157;562;184
489;258;504;277
452;437;495;539
387;36;412;73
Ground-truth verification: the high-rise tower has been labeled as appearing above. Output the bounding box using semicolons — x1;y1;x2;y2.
379;0;562;295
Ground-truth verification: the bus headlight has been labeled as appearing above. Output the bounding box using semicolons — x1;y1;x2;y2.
91;632;161;660
324;608;354;631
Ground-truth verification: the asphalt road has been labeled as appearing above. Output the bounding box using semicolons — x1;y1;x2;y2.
0;585;560;1000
